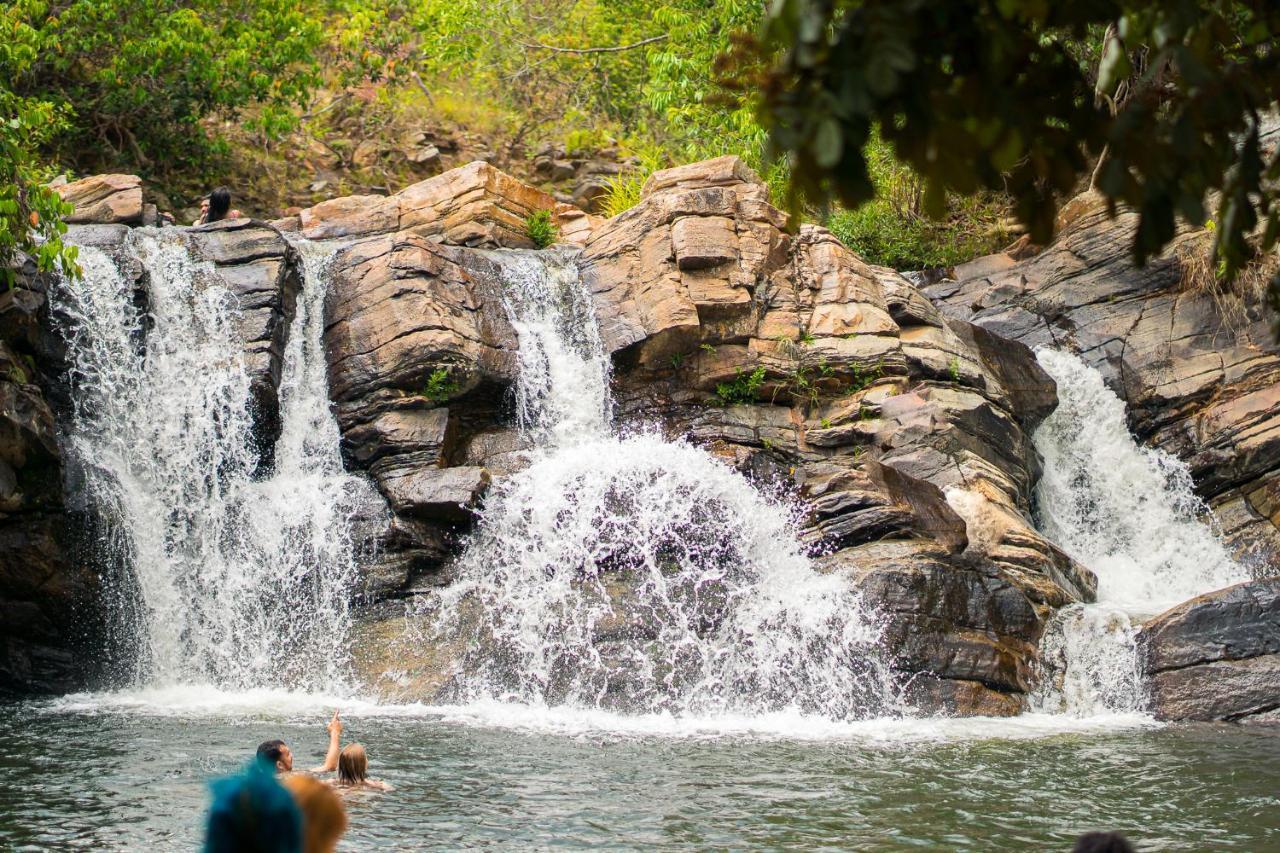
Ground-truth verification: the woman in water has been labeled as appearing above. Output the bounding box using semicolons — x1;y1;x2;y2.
333;743;393;792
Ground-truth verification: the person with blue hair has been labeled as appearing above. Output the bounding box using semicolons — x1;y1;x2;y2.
203;757;303;853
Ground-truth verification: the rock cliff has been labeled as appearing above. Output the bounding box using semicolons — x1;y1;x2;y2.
20;158;1275;719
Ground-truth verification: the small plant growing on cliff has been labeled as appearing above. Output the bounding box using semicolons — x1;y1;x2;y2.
422;367;460;402
715;365;766;406
700;343;717;354
525;209;558;249
670;352;685;369
819;416;832;429
947;356;961;382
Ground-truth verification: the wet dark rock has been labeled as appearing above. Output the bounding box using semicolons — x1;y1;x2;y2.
0;265;98;694
186;220;302;460
1139;577;1280;721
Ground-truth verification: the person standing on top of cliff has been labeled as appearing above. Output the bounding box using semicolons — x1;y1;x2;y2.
195;186;243;224
256;710;344;776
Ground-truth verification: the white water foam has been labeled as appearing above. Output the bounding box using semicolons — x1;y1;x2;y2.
1030;349;1249;715
409;249;903;721
56;232;379;691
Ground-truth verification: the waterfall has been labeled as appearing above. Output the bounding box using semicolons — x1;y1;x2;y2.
1030;349;1249;715
415;250;903;720
55;231;379;691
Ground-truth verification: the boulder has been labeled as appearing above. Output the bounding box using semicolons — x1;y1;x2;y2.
829;540;1042;716
54;174;144;225
1139;577;1280;721
925;191;1280;571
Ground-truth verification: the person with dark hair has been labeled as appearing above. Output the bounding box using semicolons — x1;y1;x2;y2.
256;711;344;775
1073;831;1136;853
195;186;242;224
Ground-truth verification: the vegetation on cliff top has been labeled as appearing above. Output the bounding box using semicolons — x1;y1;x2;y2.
2;0;1278;295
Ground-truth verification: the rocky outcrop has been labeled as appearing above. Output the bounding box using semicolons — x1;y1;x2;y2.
1139;577;1280;721
567;156;1095;713
925;192;1280;572
321;234;520;593
338;156;1095;714
185;220;302;458
54;174;144;225
280;161;600;247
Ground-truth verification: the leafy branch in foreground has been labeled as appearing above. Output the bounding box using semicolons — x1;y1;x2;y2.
751;1;1280;317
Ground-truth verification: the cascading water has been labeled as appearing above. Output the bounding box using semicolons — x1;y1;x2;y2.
1030;349;1249;715
55;231;380;691
414;249;903;720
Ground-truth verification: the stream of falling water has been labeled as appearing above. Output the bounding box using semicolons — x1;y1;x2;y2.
1029;349;1249;715
413;249;904;721
55;232;379;691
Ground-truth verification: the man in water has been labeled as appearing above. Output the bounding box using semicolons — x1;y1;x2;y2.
257;710;343;775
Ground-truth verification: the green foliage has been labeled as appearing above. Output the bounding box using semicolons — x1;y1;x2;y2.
755;0;1280;306
715;365;766;405
422;366;460;402
825;133;1010;269
524;209;558;249
1;1;78;286
9;0;326;178
564;127;610;157
948;357;961;383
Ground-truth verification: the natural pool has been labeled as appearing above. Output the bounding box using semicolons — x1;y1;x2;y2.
1;692;1276;851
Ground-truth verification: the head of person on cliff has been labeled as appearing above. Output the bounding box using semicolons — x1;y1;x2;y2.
198;186;241;224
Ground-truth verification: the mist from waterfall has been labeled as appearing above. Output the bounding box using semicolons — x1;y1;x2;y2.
1030;349;1249;716
415;249;904;720
55;232;379;691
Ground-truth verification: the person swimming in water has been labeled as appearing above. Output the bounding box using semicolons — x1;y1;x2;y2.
256;710;344;776
332;743;393;792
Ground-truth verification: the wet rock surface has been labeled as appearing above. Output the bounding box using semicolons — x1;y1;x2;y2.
0;263;97;693
1139;577;1280;721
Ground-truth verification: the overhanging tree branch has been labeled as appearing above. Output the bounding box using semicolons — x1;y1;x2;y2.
521;34;668;55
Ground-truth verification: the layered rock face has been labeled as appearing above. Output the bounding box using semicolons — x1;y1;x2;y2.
569;156;1094;714
0;258;97;693
924;193;1280;573
336;156;1096;714
1139;577;1280;722
278;160;600;247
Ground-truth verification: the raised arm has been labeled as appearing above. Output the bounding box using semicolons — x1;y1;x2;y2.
310;710;343;773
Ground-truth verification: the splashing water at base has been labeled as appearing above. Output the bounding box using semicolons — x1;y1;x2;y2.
410;250;903;720
1030;349;1249;715
55;232;380;690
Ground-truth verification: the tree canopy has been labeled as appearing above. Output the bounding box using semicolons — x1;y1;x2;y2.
754;0;1280;296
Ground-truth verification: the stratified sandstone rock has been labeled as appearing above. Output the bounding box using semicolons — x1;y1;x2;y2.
925;191;1280;571
286;161;601;247
581;155;1095;711
322;235;521;590
54;174;144;225
185;220;301;455
1139;577;1280;721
